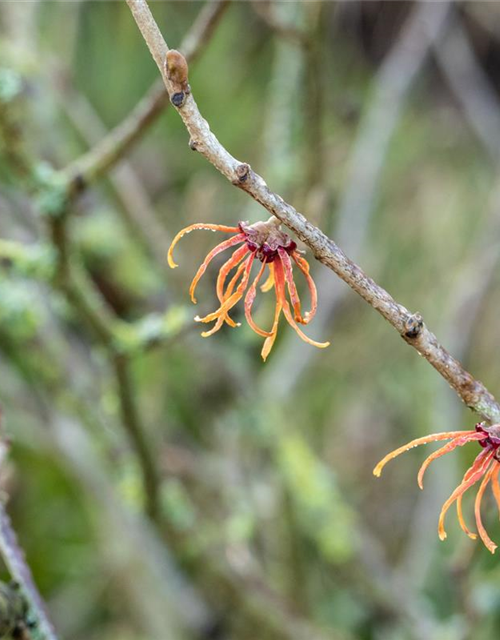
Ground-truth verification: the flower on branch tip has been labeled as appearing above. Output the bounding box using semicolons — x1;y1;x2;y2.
373;422;500;553
167;217;330;361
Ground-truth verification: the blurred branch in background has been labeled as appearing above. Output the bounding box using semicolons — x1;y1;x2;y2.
0;502;58;640
49;415;210;640
251;1;309;48
435;10;500;165
54;78;171;270
46;0;230;273
0;419;57;640
0;323;213;640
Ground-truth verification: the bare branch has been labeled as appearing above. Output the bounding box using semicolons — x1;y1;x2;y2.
125;0;500;423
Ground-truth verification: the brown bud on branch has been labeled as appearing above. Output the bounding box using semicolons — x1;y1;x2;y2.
165;49;190;107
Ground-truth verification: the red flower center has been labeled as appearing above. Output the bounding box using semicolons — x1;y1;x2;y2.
476;423;500;453
238;221;297;263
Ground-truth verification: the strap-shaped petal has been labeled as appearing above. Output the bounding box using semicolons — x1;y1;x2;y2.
260;263;274;293
245;260;273;338
188;234;245;303
417;432;487;489
292;251;317;324
455;448;493;540
217;246;249;302
373;431;476;478
475;464;498;553
275;258;329;350
456;495;477;540
438;450;495;542
491;463;500;517
196;253;255;332
215;245;250;327
278;248;303;323
168;223;241;268
261;300;282;361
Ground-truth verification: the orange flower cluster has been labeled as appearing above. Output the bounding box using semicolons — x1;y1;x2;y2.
168;218;329;360
374;422;500;553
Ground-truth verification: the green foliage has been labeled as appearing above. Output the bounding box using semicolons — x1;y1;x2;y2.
278;433;355;562
76;211;160;300
0;279;42;342
0;69;22;104
33;164;69;218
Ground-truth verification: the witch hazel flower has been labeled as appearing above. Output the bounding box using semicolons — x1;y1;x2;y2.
167;217;329;360
373;422;500;553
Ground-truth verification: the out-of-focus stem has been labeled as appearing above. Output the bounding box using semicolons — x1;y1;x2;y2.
113;353;160;521
0;503;59;640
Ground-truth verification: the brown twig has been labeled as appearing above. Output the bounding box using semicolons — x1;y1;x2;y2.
125;0;500;424
60;0;230;195
0;502;59;640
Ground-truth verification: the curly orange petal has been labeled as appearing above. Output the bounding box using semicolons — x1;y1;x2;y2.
292;251;317;324
196;254;255;332
463;448;491;482
278;248;303;323
216;246;249;327
438;450;495;542
216;246;249;302
373;431;476;478
455;448;493;540
456;495;477;540
417;432;486;489
223;262;247;301
261;263;274;293
220;261;247;327
245;260;273;338
261;300;282;361
491;462;500;517
475;464;498;553
282;302;330;348
167;223;241;268
188;234;245;303
275;258;329;350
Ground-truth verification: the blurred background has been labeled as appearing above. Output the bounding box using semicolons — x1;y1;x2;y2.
1;1;500;639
